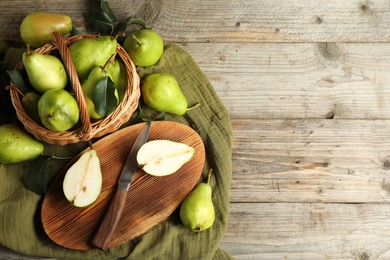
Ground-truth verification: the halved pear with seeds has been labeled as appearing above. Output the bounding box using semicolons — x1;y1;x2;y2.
137;140;195;176
63;149;102;208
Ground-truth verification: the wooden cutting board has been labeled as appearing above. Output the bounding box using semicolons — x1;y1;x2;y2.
41;121;205;251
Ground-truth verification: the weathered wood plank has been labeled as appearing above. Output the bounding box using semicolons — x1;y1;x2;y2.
220;202;390;259
1;0;390;43
178;42;390;119
230;119;390;203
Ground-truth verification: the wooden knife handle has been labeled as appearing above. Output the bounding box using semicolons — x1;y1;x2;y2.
92;188;127;250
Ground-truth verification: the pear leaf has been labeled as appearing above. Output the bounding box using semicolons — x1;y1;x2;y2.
87;17;114;36
113;17;146;36
92;76;118;117
25;155;51;195
3;47;25;70
90;9;114;23
100;0;117;22
138;105;165;122
6;69;32;92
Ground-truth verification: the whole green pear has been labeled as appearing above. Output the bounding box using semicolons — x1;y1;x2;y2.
141;73;188;115
38;89;79;131
69;36;117;79
21;91;41;124
19;12;72;48
0;124;44;164
123;29;164;67
22;50;68;93
81;63;119;119
107;58;128;102
179;171;215;232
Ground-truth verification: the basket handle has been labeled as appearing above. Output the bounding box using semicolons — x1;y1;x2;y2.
51;31;92;138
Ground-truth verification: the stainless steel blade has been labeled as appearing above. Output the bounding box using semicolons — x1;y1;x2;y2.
118;121;151;190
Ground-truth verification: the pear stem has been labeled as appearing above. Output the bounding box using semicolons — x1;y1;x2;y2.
102;53;117;70
206;169;213;185
26;44;31;56
187;102;201;112
114;31;125;40
131;34;142;45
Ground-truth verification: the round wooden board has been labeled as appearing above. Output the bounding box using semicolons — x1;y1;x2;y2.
41;121;205;251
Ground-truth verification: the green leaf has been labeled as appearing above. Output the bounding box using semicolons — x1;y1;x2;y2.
3;47;25;70
25;155;51;195
6;69;32;92
113;17;146;36
138;105;165;122
129;17;146;28
100;0;116;22
90;8;114;23
87;17;114;36
92;76;118;117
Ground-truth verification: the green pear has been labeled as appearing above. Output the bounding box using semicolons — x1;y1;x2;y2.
81;60;119;119
69;36;117;79
38;89;79;131
21;91;41;124
19;12;72;48
179;171;215;232
107;58;128;102
22;49;68;93
84;96;103;120
141;72;188;115
0;124;44;164
63;149;102;207
123;29;164;67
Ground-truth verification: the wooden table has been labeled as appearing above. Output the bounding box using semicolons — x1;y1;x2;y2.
2;1;390;259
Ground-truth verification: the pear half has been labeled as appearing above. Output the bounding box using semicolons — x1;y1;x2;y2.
63;149;102;207
137;140;195;176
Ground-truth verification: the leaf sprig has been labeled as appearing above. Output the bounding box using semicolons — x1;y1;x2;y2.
87;0;146;36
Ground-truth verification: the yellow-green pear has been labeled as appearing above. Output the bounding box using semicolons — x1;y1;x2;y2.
107;58;128;102
84;96;103;120
81;63;119;119
22;50;68;93
179;171;215;232
123;29;164;67
141;72;188;115
63;149;102;208
69;36;117;79
0;124;44;164
38;89;79;131
19;12;72;48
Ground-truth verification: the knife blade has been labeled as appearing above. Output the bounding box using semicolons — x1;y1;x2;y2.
92;121;152;250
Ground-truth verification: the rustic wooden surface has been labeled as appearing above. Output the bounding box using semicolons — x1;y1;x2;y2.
2;0;390;259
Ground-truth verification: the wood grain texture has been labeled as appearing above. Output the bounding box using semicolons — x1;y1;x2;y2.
230;119;390;203
2;0;390;42
220;202;390;259
41;121;205;250
179;42;390;119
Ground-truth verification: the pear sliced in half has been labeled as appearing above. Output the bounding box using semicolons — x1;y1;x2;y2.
63;149;102;208
137;140;195;176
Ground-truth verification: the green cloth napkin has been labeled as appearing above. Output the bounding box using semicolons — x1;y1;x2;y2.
0;42;233;259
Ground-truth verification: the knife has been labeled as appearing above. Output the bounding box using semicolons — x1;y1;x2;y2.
92;121;152;250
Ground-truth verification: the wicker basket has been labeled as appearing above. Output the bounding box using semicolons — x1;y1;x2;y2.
9;31;140;145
